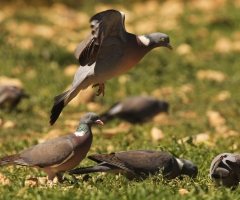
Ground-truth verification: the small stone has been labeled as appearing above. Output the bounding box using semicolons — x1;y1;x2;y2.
233;41;240;52
25;178;38;187
107;145;114;153
64;64;78;76
0;173;10;185
215;124;228;134
103;122;131;138
194;133;211;144
176;44;192;55
178;132;214;146
0;76;23;88
215;37;232;53
179;84;194;93
177;111;197;119
151;87;173;99
18;38;34;50
206;110;226;127
151;127;164;141
86;102;101;111
179;188;189;195
118;75;131;84
215;91;231;101
3;120;16;129
38;177;48;185
196;70;227;82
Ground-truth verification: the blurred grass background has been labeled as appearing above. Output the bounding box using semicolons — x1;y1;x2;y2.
1;0;240;199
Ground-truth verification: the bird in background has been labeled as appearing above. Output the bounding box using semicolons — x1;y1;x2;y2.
0;112;104;185
50;9;172;125
210;153;240;188
0;85;29;110
99;96;169;124
69;150;198;180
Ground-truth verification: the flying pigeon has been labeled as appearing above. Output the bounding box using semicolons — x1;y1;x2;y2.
50;9;172;125
0;85;29;110
210;153;240;188
69;150;198;180
0;112;104;185
99;96;169;124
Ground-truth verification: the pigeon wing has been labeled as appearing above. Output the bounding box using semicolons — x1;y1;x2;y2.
74;10;126;66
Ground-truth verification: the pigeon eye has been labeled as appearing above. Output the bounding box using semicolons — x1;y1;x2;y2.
160;38;164;41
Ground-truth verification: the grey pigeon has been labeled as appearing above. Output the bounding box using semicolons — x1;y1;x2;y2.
50;9;172;125
0;112;103;185
0;85;29;110
210;153;240;188
69;150;198;180
99;96;169;124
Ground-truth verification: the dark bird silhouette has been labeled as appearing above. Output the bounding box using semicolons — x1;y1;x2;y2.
99;96;169;124
0;85;29;110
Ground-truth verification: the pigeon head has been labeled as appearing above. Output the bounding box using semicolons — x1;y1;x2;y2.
80;112;104;126
158;100;169;113
176;158;198;178
138;32;172;50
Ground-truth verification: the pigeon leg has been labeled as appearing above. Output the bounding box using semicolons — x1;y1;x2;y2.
92;83;105;96
56;172;64;183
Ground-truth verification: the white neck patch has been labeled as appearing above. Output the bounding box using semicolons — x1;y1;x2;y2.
138;35;150;46
74;131;85;137
108;104;123;115
176;158;184;170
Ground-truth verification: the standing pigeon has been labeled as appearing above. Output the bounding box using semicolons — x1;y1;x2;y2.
69;150;198;180
0;85;29;110
210;153;240;188
50;9;172;125
0;112;103;185
99;96;169;124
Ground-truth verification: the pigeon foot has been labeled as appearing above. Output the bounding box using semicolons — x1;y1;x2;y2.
92;83;105;96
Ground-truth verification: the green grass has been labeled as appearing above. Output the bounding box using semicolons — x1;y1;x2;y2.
1;1;240;199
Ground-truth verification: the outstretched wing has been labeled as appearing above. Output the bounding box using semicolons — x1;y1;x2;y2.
74;10;126;66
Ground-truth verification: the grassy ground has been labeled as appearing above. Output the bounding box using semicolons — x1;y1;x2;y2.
1;0;240;199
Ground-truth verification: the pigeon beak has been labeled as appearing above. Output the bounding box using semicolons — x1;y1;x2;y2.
167;43;173;51
95;119;104;125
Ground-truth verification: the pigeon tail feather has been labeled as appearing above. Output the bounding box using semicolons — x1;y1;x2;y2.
0;154;28;166
49;90;72;125
50;100;65;125
69;164;116;175
53;90;71;105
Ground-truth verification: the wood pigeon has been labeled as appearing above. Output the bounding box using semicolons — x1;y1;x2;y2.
210;153;240;188
0;112;104;185
50;9;172;125
99;96;169;123
0;85;29;110
69;150;198;180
